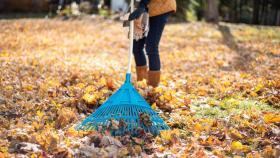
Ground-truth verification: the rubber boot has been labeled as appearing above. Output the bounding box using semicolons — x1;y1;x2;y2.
136;66;148;81
148;71;161;87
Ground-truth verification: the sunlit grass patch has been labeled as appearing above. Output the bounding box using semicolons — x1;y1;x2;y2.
192;98;278;118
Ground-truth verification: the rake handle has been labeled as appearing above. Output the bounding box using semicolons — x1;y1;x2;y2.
127;0;134;75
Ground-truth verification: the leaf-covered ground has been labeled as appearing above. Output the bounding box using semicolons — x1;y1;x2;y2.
0;18;280;158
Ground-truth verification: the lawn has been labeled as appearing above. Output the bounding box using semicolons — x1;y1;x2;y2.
0;18;279;157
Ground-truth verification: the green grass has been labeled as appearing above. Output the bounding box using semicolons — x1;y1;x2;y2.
98;9;110;17
192;98;278;119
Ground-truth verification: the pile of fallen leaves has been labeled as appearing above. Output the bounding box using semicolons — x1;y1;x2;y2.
0;19;279;157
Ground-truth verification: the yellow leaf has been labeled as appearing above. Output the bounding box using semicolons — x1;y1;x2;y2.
159;95;164;102
0;151;10;158
194;123;203;132
99;77;107;86
154;87;163;93
160;130;171;141
85;85;96;93
82;93;97;104
5;85;13;91
64;138;71;147
36;110;45;119
246;153;254;158
0;147;8;153
45;121;55;129
47;79;60;87
263;146;275;158
241;145;251;153
76;83;85;89
231;141;243;151
229;128;243;139
163;92;173;101
24;84;33;91
158;146;165;153
55;108;77;129
207;99;218;106
254;152;262;158
160;129;180;142
30;153;37;158
198;88;208;96
136;79;147;88
216;60;224;66
271;49;279;54
223;81;231;86
264;113;280;123
255;124;267;133
0;50;9;57
213;149;224;157
171;146;178;154
254;84;264;93
240;73;250;79
52;101;62;109
32;121;40;130
250;91;258;97
36;130;59;152
151;103;157;110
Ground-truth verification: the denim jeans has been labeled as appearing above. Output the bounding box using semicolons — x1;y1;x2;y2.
133;12;169;71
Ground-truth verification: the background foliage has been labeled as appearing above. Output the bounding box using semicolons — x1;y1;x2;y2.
0;0;280;25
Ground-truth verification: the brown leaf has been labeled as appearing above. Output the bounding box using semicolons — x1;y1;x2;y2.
55;107;77;129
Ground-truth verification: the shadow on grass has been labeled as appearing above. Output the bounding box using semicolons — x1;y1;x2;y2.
217;23;260;71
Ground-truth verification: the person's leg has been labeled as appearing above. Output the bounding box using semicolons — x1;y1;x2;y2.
145;13;169;87
133;38;146;67
133;38;147;81
146;13;169;71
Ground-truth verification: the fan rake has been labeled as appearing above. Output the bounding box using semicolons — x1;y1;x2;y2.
76;0;169;136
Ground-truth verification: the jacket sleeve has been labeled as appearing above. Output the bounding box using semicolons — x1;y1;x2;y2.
139;0;150;8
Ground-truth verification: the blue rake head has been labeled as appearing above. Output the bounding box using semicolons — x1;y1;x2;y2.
75;73;170;136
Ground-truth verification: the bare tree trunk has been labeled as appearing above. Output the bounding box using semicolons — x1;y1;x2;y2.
252;0;260;24
239;0;243;21
277;10;280;26
260;0;266;24
32;0;49;12
174;0;188;22
234;0;240;22
6;0;33;12
0;0;6;12
229;0;235;22
206;0;219;23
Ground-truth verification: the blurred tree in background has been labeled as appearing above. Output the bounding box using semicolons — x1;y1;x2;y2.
175;0;280;25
